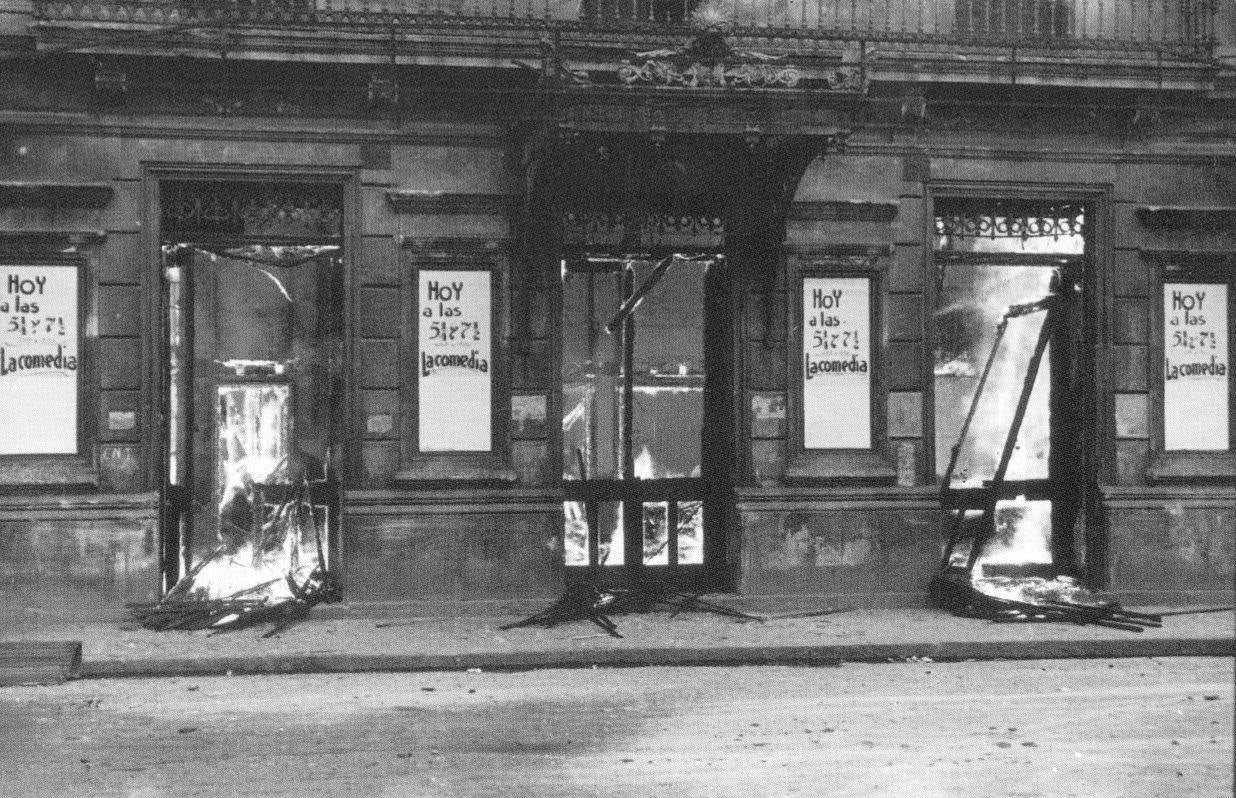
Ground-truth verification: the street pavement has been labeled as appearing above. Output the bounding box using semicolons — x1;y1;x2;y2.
1;657;1231;797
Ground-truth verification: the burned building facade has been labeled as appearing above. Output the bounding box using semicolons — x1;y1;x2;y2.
1;0;1233;620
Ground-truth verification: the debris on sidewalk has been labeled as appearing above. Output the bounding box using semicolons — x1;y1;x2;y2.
930;570;1161;632
130;471;340;637
500;582;765;638
129;570;340;637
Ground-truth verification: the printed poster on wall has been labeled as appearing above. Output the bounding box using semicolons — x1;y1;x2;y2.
418;269;491;452
0;265;79;455
1164;283;1229;450
802;276;871;449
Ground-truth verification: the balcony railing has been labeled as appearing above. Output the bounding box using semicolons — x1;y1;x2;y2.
34;0;1216;52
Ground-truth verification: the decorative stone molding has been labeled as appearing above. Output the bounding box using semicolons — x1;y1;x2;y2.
786;244;892;272
788;201;898;223
386;191;512;215
0;230;107;258
399;236;508;253
1139;248;1236;273
0;182;113;208
1136;206;1236;231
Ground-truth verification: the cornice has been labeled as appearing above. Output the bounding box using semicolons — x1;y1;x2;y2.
0;113;507;147
0;229;108;248
846;141;1236;166
1136;205;1236;231
0;181;113;208
1139;248;1236;271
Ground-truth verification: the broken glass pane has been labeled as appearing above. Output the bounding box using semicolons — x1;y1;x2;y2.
935;264;1054;485
629;258;707;480
561;267;623;481
563;500;624;567
642;502;669;565
677;501;705;565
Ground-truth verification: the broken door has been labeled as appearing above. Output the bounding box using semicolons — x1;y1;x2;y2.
161;196;344;598
932;204;1090;577
561;253;733;589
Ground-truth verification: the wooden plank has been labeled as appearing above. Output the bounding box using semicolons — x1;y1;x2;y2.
0;641;82;686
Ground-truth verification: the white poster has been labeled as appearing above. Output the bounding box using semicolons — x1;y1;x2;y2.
1164;283;1228;451
0;265;79;455
418;269;491;452
802;277;871;449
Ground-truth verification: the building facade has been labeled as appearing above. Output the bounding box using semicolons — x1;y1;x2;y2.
1;0;1233;620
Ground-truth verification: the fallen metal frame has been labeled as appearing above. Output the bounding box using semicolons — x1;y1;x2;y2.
929;287;1160;631
500;581;765;638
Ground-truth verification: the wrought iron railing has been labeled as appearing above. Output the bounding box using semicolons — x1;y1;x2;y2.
35;0;1216;52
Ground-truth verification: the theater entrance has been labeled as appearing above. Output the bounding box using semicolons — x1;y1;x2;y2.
931;198;1094;580
561;251;735;591
158;180;345;598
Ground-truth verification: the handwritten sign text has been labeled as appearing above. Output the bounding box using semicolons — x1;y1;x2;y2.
802;277;871;449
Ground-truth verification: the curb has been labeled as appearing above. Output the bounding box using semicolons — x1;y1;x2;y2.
78;637;1236;680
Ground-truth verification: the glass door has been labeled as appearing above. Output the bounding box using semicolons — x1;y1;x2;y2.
161;241;343;598
561;253;732;589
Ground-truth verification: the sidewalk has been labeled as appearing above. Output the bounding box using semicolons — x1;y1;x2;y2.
3;602;1232;680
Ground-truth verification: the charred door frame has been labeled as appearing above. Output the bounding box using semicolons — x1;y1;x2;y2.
926;183;1111;584
147;167;358;594
559;249;736;591
524;128;825;591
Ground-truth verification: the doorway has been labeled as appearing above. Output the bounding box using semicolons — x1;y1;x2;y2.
159;180;345;596
561;252;734;590
931;198;1092;577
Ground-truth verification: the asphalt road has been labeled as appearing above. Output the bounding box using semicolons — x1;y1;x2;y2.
1;657;1231;798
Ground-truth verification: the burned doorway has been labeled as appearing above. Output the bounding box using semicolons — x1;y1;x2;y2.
535;131;817;591
931;198;1093;581
159;180;345;599
561;251;734;590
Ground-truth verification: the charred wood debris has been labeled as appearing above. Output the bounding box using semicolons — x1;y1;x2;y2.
129;570;341;638
501;582;849;638
130;474;341;638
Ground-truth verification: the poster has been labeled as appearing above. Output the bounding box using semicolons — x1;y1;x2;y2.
802;276;871;449
0;265;79;455
418;269;491;452
1163;283;1228;450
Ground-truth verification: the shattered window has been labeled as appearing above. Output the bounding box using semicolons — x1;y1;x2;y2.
933;218;1083;485
629;257;706;481
934;264;1054;486
562;266;624;482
